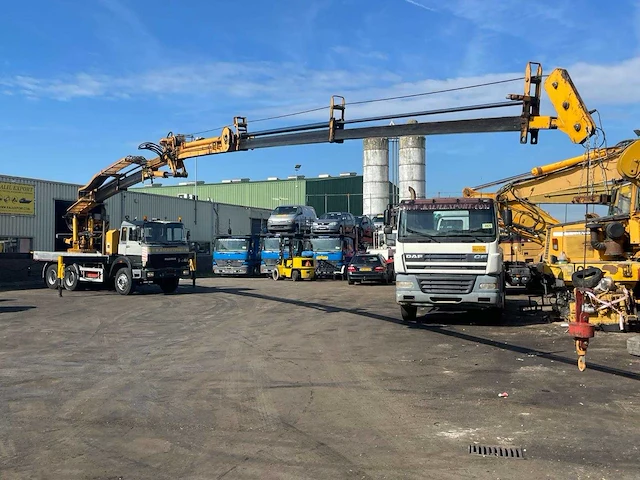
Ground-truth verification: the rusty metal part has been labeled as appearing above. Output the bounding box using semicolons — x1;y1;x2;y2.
569;289;596;371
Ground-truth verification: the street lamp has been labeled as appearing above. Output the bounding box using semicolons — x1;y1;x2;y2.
294;164;301;203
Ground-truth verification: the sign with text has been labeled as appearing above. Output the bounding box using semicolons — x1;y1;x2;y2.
0;182;35;215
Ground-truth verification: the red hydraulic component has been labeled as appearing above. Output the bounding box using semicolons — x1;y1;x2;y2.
568;288;596;371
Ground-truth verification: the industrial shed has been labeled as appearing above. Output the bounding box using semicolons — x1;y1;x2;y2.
131;173;398;217
0;175;271;281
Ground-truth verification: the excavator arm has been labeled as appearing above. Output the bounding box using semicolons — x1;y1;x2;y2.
66;62;596;252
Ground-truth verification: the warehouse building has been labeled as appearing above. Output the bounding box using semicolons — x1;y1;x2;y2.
0;175;271;281
132;172;397;216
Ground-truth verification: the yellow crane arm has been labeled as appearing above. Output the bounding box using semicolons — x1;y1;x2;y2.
66;61;596;252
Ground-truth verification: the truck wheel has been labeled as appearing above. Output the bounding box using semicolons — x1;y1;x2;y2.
44;264;59;289
114;268;135;295
63;265;80;291
401;305;417;322
160;278;179;294
291;270;300;282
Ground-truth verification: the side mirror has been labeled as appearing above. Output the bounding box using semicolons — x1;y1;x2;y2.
503;209;513;227
186;230;191;241
384;226;392;235
384;210;390;225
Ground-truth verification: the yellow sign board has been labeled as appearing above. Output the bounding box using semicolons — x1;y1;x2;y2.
472;245;487;253
0;182;35;215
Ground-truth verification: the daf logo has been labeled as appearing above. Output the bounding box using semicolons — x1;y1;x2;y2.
406;254;423;259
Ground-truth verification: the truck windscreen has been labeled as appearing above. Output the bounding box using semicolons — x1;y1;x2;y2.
144;222;185;244
398;204;496;242
311;238;342;252
215;239;249;252
262;238;280;252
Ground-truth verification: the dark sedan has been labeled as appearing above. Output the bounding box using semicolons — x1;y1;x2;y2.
347;253;394;285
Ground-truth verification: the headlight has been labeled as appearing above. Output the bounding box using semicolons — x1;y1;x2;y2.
182;270;190;275
396;281;413;289
147;271;154;278
329;222;338;226
479;282;497;289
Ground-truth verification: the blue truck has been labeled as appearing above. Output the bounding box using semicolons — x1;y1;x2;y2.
212;235;260;276
310;235;355;279
259;235;285;276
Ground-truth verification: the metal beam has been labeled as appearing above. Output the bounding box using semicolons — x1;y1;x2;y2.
240;116;523;150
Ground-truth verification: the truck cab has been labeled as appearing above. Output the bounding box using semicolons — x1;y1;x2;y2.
389;197;505;321
212;235;260;276
310;235;355;279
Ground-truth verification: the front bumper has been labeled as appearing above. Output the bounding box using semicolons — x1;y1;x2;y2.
213;266;250;275
348;272;386;282
268;223;295;232
143;268;191;280
395;273;501;310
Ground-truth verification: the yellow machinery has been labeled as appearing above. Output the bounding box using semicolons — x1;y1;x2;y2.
61;62;595;257
271;237;316;281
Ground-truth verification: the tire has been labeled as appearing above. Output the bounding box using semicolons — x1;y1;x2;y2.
571;266;603;289
160;277;179;294
114;268;135;295
63;265;80;291
401;305;417;321
44;264;59;289
291;270;300;282
272;269;280;281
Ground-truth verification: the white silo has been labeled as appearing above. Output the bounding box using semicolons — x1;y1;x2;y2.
362;137;389;216
398;119;426;201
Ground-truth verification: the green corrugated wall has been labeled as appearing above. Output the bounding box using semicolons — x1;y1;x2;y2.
133;179;304;211
305;176;363;216
133;175;396;216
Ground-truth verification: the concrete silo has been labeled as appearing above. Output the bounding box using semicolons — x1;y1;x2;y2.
398;119;426;201
362;137;389;216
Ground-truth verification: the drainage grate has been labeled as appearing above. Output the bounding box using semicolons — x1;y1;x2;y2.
468;445;525;459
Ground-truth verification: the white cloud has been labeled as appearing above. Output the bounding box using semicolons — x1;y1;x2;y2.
403;0;437;12
2;55;640;132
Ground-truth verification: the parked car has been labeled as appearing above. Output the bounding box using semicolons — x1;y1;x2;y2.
267;205;317;233
371;213;385;230
355;215;374;244
311;212;356;235
347;253;394;285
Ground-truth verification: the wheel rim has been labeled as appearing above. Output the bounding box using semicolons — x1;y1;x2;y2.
47;269;57;286
116;273;128;290
64;271;76;287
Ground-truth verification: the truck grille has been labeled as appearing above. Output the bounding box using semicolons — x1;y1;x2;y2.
419;274;476;294
262;258;278;266
421;253;467;262
217;259;244;267
146;254;189;269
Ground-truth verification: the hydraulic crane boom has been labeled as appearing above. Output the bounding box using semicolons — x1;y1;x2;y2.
66;62;596;252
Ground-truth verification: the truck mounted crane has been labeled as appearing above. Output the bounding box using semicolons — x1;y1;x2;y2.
31;63;596;330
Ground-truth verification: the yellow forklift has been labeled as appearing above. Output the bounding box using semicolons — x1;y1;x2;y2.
271;234;316;281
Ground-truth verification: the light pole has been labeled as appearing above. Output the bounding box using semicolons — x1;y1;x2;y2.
294;164;301;204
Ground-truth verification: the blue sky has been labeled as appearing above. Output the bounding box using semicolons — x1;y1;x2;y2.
2;0;640;200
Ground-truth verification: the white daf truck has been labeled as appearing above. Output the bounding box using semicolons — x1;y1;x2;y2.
386;196;510;322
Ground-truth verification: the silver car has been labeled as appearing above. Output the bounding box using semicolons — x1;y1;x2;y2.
311;212;356;235
267;205;317;233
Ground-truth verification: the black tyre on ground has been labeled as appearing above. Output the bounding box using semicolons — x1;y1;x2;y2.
291;269;301;282
44;264;59;289
401;305;417;321
160;277;179;294
114;268;135;295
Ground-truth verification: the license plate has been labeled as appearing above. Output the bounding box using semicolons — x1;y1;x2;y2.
317;255;328;260
360;267;371;271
